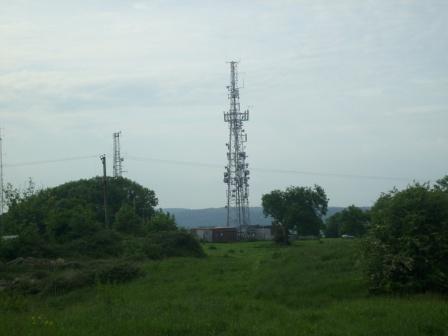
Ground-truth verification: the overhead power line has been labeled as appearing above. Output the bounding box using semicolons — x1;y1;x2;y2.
2;153;414;182
4;155;99;168
126;155;411;182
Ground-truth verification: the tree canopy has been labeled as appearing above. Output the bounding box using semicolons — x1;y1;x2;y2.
363;179;448;294
325;205;370;238
262;185;328;243
1;177;159;247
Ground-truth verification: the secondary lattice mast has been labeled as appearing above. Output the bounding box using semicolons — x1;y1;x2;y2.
112;131;124;178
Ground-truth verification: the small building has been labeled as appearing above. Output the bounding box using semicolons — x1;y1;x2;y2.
190;227;213;242
191;227;238;243
239;225;273;241
212;227;237;243
253;227;272;240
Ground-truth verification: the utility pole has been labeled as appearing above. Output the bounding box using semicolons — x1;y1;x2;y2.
223;61;251;231
100;154;109;228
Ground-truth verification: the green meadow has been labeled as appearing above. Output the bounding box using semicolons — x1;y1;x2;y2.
1;239;446;336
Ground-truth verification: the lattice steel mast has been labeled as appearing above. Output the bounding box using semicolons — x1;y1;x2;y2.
112;131;124;178
223;61;250;229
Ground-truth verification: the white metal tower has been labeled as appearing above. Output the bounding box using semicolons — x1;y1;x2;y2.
223;61;250;229
112;131;124;178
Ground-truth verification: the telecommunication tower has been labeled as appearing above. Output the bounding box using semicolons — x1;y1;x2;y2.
223;61;250;229
112;131;124;178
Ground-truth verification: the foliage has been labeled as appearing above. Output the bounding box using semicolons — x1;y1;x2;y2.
97;262;144;284
145;210;177;232
144;231;205;259
113;204;143;235
262;185;328;243
0;229;55;260
64;230;123;258
363;179;448;294
324;214;341;238
325;205;370;238
45;204;101;242
43;270;95;295
2;177;157;236
0;177;157;259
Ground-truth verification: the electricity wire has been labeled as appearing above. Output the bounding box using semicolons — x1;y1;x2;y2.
4;155;99;168
4;153;414;182
126;155;411;182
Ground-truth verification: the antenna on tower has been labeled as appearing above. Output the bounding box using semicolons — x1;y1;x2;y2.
223;61;251;232
113;131;124;178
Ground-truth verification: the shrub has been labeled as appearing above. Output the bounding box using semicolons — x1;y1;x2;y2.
64;229;123;258
97;263;144;284
363;182;448;294
122;238;146;259
145;231;205;259
325;206;370;238
0;293;29;312
145;210;177;232
114;204;143;235
43;270;94;295
0;232;55;261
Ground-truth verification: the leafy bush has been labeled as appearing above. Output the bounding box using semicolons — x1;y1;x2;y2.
43;270;94;295
0;229;123;261
325;205;370;238
122;238;146;259
144;231;205;259
97;263;144;284
146;210;177;232
114;204;143;235
0;293;29;312
363;181;448;294
55;229;123;258
0;231;56;261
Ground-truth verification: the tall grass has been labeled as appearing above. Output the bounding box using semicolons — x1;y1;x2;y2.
0;239;446;335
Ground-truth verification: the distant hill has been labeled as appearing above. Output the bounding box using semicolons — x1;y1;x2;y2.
163;206;351;228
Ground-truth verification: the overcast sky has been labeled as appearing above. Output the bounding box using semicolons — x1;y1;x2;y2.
1;0;447;209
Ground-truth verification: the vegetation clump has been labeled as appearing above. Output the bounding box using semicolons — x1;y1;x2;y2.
0;177;204;262
363;178;448;294
96;262;144;284
144;231;206;259
325;205;370;238
262;185;328;244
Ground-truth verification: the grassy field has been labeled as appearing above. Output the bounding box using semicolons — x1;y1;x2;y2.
0;239;447;336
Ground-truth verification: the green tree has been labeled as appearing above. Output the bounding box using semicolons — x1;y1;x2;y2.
262;185;328;244
45;202;100;242
363;179;448;294
146;210;177;232
325;205;370;237
114;204;143;234
435;175;448;192
325;212;342;238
